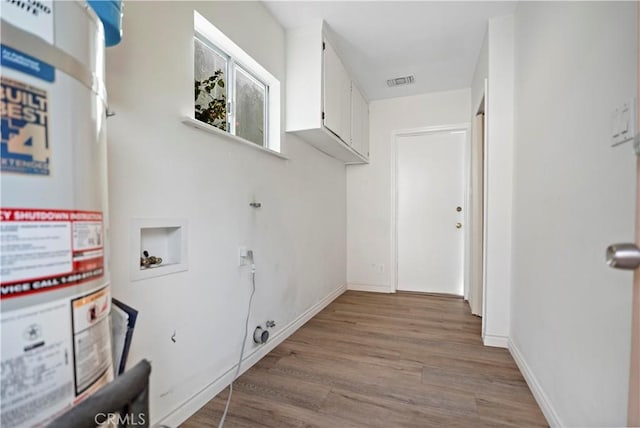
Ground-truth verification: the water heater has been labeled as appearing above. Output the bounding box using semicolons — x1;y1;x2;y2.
1;2;119;426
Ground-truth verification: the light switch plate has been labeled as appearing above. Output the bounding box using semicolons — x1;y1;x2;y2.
238;246;248;266
612;98;636;147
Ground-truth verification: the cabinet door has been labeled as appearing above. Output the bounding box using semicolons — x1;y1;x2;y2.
323;40;351;143
361;101;369;159
350;82;369;158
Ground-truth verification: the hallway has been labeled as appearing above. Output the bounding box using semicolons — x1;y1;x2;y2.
183;291;546;427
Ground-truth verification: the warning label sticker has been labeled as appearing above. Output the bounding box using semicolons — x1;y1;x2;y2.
0;77;50;176
0;208;104;299
0;299;74;428
71;287;113;395
1;285;115;427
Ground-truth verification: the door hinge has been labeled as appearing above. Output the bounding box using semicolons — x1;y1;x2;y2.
322;111;325;120
322;42;325;50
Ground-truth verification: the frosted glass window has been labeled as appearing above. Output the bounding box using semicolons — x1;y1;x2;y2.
192;12;280;153
194;37;228;131
235;66;266;147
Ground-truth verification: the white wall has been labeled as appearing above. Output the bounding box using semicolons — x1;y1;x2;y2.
483;15;515;346
105;2;346;425
468;14;515;346
347;89;470;292
511;2;636;426
468;21;488;313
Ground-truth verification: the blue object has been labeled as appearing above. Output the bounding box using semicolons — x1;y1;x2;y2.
112;298;139;375
1;44;55;82
87;0;123;47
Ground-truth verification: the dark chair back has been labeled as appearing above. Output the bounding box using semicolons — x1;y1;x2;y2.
48;359;151;428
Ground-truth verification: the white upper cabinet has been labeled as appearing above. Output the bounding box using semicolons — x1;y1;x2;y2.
285;21;369;164
350;81;369;158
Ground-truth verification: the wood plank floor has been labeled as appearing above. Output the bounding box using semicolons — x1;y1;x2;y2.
182;291;547;427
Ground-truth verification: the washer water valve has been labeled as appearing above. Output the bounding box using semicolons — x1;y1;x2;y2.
140;250;162;268
253;326;269;344
253;320;276;344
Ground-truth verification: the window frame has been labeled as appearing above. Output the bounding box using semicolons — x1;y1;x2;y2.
193;11;280;153
194;36;230;132
232;61;269;147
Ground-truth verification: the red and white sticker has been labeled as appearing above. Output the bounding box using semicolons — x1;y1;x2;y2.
0;208;104;299
71;287;113;396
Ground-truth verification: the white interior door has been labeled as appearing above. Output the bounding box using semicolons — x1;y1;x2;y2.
397;131;466;295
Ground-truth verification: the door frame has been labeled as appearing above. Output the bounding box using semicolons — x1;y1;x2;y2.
478;78;489;336
390;123;471;295
628;3;640;423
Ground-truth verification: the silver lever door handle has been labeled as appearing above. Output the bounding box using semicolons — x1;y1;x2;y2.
606;243;640;270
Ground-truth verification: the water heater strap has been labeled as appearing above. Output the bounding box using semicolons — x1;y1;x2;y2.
1;20;108;106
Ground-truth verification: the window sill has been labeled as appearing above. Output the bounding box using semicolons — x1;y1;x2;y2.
181;116;288;160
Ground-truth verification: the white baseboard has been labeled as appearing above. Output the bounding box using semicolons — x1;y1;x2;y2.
347;283;393;293
509;339;563;427
483;334;509;348
156;283;347;427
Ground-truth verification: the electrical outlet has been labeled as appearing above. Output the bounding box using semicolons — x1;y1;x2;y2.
238;246;248;266
371;263;385;273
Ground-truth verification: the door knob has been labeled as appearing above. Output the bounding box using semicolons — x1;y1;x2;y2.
605;243;640;270
455;222;462;229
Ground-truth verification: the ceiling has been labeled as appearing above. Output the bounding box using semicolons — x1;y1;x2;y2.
263;1;517;100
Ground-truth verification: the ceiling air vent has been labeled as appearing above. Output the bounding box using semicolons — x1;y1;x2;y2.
386;75;415;87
